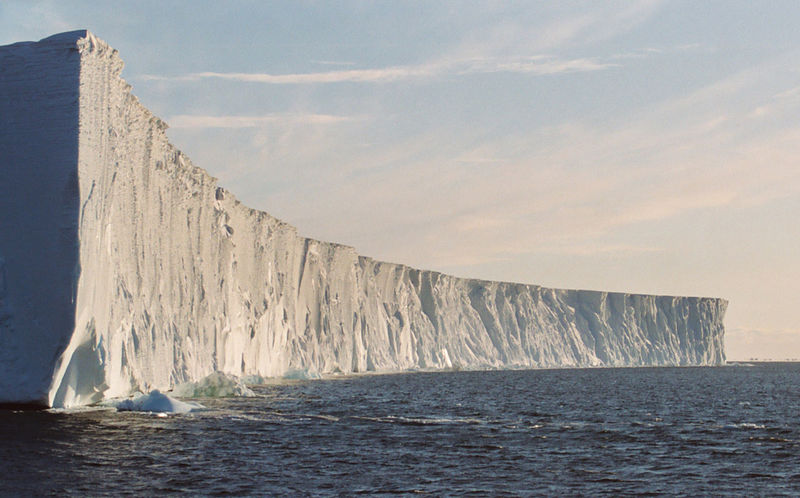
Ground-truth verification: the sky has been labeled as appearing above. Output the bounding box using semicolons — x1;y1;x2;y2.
2;1;799;360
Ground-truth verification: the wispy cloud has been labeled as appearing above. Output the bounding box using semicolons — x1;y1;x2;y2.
458;56;616;75
243;50;800;274
445;0;664;59
152;66;436;84
139;4;667;87
610;43;704;60
140;55;615;84
167;113;357;129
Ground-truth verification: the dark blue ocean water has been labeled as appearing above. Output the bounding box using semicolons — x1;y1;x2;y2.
2;363;799;496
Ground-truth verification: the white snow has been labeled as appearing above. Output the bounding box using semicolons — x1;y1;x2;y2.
0;31;728;409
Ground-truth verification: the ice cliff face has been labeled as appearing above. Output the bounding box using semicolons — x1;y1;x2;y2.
0;32;81;407
0;31;727;408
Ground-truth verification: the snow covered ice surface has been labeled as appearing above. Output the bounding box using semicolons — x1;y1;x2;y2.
0;31;728;409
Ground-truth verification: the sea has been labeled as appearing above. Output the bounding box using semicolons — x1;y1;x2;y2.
1;362;799;496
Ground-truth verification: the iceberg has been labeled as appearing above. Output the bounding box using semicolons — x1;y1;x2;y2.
0;31;727;408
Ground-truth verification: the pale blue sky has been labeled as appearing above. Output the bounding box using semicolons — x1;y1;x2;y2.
3;1;800;359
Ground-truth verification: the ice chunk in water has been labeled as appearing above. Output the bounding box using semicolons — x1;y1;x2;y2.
171;372;255;398
114;390;203;414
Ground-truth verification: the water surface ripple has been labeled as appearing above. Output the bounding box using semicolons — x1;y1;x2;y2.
2;363;799;495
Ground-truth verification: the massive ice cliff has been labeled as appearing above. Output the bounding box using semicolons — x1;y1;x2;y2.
0;31;727;408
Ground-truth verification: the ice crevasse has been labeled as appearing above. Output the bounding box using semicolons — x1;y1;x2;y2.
0;31;727;408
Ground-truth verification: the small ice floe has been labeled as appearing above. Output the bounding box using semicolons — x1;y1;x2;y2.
725;422;767;430
114;390;204;414
171;372;255;398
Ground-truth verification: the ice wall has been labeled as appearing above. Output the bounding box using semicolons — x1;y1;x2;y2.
0;32;81;407
0;32;727;408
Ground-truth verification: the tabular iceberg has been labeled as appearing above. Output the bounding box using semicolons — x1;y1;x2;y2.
0;31;727;408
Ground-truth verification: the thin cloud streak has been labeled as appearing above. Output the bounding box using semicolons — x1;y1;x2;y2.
187;66;435;84
458;56;616;75
140;55;615;84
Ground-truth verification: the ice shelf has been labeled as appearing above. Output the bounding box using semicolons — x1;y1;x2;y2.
0;31;727;408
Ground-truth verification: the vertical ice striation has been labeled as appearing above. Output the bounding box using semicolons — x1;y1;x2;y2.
0;32;727;408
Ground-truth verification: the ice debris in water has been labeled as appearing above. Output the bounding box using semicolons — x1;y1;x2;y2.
114;390;203;414
282;368;322;380
171;372;255;398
